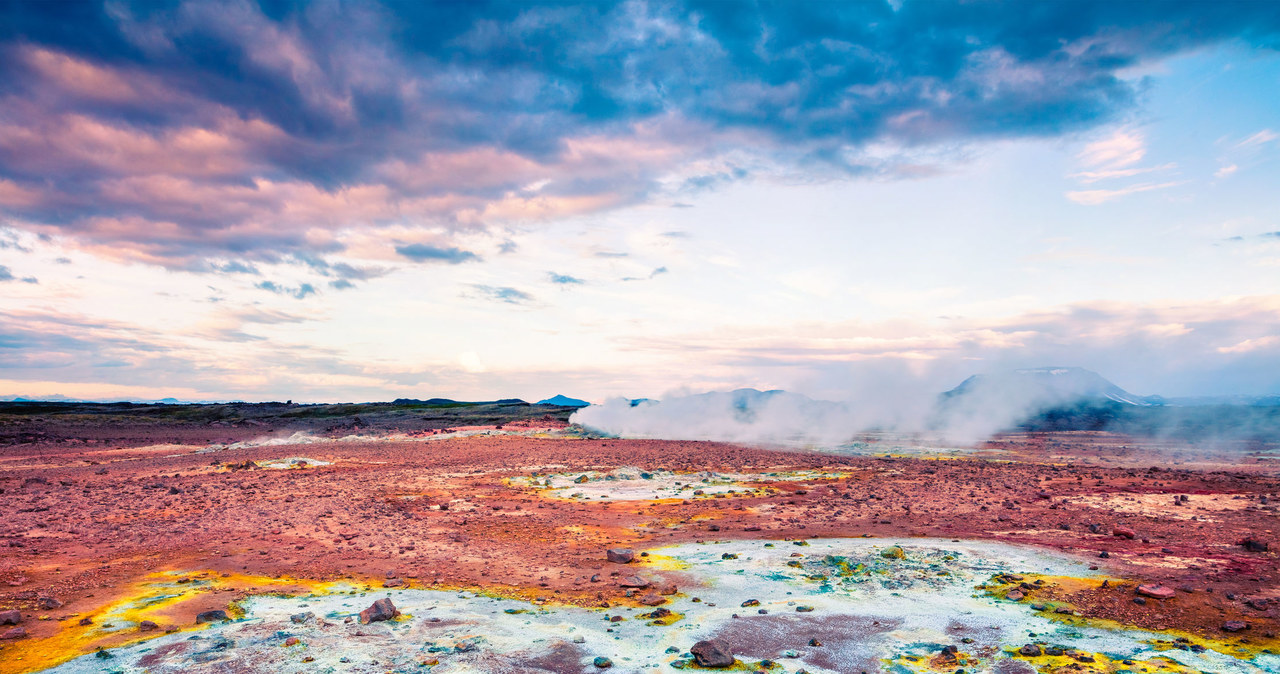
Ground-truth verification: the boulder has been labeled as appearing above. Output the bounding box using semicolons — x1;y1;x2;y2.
1112;527;1137;540
138;620;158;632
618;575;649;588
1;627;26;640
195;610;229;624
0;610;20;626
1222;620;1249;632
690;639;735;667
1018;644;1041;657
37;596;63;610
606;548;635;564
639;593;666;606
1135;584;1176;600
359;598;399;624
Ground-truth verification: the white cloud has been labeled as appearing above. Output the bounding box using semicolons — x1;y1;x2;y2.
1065;180;1187;205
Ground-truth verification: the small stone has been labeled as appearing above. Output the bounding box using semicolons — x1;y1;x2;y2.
618;575;649;588
606;548;635;564
290;612;314;624
284;637;300;646
78;617;92;626
359;598;399;624
1018;644;1041;657
1006;590;1024;601
1223;621;1249;633
741;599;760;607
138;620;158;632
593;656;613;668
36;596;63;610
0;610;20;626
808;638;822;647
691;639;735;667
795;605;814;613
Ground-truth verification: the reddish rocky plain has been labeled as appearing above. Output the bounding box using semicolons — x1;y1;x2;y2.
0;404;1278;671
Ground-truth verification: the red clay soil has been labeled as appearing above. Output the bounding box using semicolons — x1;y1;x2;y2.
1;431;1278;652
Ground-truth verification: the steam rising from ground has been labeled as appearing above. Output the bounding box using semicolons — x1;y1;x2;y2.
570;368;1179;447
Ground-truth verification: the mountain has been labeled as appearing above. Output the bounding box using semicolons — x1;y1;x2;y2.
537;394;590;407
941;367;1158;407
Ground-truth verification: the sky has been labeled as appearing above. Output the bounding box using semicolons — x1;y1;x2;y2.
0;0;1278;404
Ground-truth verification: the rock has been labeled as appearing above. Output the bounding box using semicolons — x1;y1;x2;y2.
1018;644;1041;657
290;612;314;624
691;639;735;667
383;578;405;588
138;620;158;632
741;599;760;607
1239;537;1270;552
1;627;26;640
195;610;228;624
78;617;92;626
808;638;822;647
660;584;679;596
606;548;635;564
880;546;906;560
0;610;20;626
37;596;63;610
795;605;814;612
1135;584;1176;600
1113;527;1136;540
593;656;613;668
639;593;666;606
618;575;649;588
1006;590;1025;601
1222;620;1249;632
359;597;399;624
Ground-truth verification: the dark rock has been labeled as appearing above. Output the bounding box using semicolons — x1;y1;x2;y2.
1239;538;1270;552
1018;644;1041;657
691;639;735;667
618;575;649;588
138;620;158;632
1222;621;1249;633
594;656;613;668
359;598;399;624
290;612;314;624
36;596;63;610
195;610;228;624
0;610;20;626
1112;527;1136;540
607;548;635;564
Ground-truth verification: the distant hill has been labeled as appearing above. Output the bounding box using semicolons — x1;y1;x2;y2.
537;394;590;407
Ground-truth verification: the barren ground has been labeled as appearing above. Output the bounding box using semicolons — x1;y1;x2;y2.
1;414;1278;671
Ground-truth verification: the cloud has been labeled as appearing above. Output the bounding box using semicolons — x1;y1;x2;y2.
621;266;669;282
255;280;318;299
1215;164;1239;179
1234;129;1278;149
468;284;533;305
211;260;261;275
548;272;585;285
394;243;480;264
1065;180;1187;205
1217;336;1279;354
0;1;1276;268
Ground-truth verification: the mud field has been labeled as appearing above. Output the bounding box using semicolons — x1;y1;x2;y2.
1;422;1278;673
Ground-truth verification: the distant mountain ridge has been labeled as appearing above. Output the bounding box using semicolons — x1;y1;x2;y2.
940;366;1159;407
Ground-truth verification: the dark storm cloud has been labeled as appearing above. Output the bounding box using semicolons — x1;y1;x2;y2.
0;0;1277;266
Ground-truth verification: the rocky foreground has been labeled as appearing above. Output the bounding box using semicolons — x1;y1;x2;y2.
0;421;1277;671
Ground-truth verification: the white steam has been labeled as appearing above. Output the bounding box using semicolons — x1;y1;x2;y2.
570;367;1153;447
